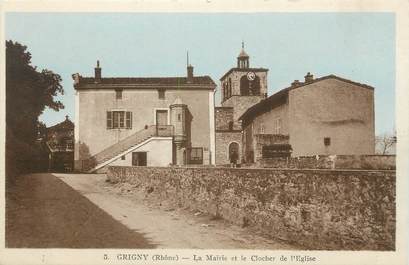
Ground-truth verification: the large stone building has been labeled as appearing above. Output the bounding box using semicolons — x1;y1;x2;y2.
44;116;74;172
73;61;216;172
239;73;375;163
215;45;268;165
215;45;375;165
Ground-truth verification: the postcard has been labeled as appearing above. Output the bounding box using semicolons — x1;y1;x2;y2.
1;0;408;264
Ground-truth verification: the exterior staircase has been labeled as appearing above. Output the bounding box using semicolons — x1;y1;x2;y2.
82;125;173;172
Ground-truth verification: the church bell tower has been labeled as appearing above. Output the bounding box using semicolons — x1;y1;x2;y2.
219;43;269;127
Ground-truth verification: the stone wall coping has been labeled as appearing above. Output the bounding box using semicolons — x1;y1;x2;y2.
108;166;395;174
337;154;396;157
261;154;396;158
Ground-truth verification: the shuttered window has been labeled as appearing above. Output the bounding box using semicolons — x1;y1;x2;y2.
126;111;132;129
113;111;121;128
107;111;132;129
107;111;113;129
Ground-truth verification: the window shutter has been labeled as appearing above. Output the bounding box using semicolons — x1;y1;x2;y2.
107;111;112;129
126;111;132;129
119;112;125;128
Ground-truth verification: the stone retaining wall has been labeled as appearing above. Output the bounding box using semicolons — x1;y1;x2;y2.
107;166;395;250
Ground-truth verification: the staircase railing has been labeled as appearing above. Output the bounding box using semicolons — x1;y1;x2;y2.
82;125;173;171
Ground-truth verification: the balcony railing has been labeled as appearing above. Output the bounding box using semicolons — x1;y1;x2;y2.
82;125;173;171
154;125;174;137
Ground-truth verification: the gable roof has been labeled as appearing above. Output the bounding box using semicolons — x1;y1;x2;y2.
74;75;216;90
239;74;374;123
239;88;289;125
308;74;374;90
47;117;74;131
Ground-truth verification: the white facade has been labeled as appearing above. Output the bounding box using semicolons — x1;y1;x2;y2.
109;138;173;167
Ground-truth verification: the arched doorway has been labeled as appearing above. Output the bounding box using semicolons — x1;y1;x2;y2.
228;142;240;163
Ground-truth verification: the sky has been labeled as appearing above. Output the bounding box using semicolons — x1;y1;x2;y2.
6;12;395;135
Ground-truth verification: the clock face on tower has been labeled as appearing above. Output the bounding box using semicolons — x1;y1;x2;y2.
247;71;256;81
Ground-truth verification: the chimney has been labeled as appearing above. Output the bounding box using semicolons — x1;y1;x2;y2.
187;64;194;82
186;51;194;83
304;72;314;83
95;60;101;83
291;80;301;87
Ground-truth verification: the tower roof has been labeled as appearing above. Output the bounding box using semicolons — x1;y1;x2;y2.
237;41;249;58
238;49;249;58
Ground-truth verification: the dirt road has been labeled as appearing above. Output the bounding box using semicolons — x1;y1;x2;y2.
7;173;297;249
6;173;153;248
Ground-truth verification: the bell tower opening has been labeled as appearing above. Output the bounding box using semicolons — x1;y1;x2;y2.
240;75;260;96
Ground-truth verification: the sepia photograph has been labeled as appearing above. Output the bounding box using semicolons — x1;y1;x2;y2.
1;2;408;265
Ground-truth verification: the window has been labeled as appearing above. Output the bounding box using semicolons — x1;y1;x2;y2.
189;147;203;164
324;137;331;146
228;121;234;131
155;109;168;126
240;75;260;96
115;89;123;100
228;78;232;98
158;89;165;99
107;111;132;129
178;114;181;121
117;111;125;128
260;124;265;134
132;152;147;166
121;155;126;160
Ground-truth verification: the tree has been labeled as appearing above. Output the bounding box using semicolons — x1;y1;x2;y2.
375;131;397;155
6;40;64;178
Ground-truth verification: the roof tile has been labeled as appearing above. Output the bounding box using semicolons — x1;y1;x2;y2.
76;75;216;88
